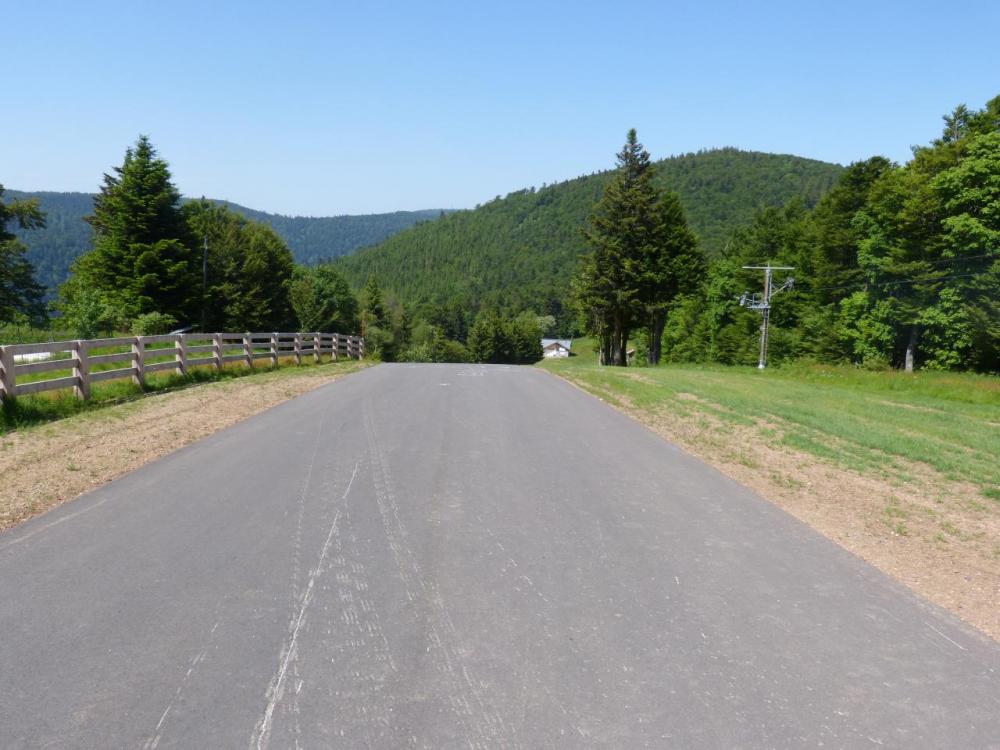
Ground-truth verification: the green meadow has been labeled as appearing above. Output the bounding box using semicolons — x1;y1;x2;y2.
544;342;1000;502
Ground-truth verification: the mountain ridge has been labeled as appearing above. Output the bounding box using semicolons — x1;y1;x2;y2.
335;147;845;322
6;189;449;294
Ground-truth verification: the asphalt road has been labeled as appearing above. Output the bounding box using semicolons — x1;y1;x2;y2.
1;363;998;749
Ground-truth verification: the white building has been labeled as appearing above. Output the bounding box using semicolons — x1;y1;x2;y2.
541;339;572;358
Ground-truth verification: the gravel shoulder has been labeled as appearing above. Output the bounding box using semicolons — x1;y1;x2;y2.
0;360;369;530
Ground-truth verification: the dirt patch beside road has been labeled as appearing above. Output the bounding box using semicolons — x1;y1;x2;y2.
0;361;368;530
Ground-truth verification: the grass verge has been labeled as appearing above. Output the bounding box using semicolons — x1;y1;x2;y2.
2;355;352;434
543;343;1000;640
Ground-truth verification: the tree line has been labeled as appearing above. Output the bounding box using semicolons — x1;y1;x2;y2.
1;136;361;339
7;188;446;295
573;96;1000;373
4;94;997;374
334;148;843;335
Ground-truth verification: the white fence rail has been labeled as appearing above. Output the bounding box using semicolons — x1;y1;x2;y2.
0;332;364;402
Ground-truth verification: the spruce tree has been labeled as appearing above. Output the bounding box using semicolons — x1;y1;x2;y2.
61;136;197;326
641;192;704;364
361;275;387;335
575;129;704;365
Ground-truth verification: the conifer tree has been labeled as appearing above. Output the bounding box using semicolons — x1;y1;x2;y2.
575;129;704;365
642;192;704;364
361;275;387;334
60;136;197;326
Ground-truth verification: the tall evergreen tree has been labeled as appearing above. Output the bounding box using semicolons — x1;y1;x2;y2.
576;129;658;365
642;192;704;364
60;136;197;325
0;186;46;325
575;129;705;365
361;275;387;334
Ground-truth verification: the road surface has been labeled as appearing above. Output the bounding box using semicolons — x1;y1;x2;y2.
1;363;997;748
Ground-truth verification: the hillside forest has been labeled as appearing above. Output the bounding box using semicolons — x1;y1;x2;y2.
1;94;997;372
8;189;445;295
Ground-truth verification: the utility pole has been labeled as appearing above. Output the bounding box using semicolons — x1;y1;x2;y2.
201;234;208;332
739;265;794;369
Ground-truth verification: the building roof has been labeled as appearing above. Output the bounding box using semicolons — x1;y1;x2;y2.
541;339;572;350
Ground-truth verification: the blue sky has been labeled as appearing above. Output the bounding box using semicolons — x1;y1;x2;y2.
4;0;998;216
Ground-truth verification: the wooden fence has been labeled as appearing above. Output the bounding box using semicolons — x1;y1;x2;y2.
0;332;364;402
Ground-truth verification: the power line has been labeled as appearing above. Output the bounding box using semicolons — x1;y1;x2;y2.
783;253;997;295
798;270;993;296
738;265;794;369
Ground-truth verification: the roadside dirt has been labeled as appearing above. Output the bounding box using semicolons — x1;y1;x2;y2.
0;363;366;531
556;372;1000;641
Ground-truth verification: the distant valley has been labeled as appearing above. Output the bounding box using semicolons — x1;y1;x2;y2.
8;190;448;295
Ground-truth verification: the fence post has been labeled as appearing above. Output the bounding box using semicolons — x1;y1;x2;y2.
243;332;253;369
294;333;302;366
313;332;321;363
332;334;339;362
132;336;145;388
270;332;278;367
0;345;14;402
175;334;187;377
213;333;223;372
73;340;90;400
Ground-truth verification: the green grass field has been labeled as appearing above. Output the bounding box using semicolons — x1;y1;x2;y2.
543;341;1000;502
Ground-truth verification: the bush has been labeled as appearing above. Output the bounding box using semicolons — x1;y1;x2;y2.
468;310;542;364
399;332;472;363
130;312;178;336
399;342;434;362
440;339;472;363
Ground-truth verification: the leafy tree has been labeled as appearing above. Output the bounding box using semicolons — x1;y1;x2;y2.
131;311;178;336
182;200;296;331
468;310;508;363
467;309;542;364
852;104;999;371
0;186;46;325
508;312;543;363
927;131;1000;370
289;262;359;333
60;289;121;339
60;136;197;324
360;276;411;360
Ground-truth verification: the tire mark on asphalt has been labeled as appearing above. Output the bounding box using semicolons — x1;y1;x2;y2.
142;616;222;749
283;405;334;742
363;400;514;748
250;461;360;750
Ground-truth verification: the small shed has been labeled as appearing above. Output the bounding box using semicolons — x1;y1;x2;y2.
541;338;572;358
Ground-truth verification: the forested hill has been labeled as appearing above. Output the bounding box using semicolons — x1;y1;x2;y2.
335;149;843;314
8;190;446;293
